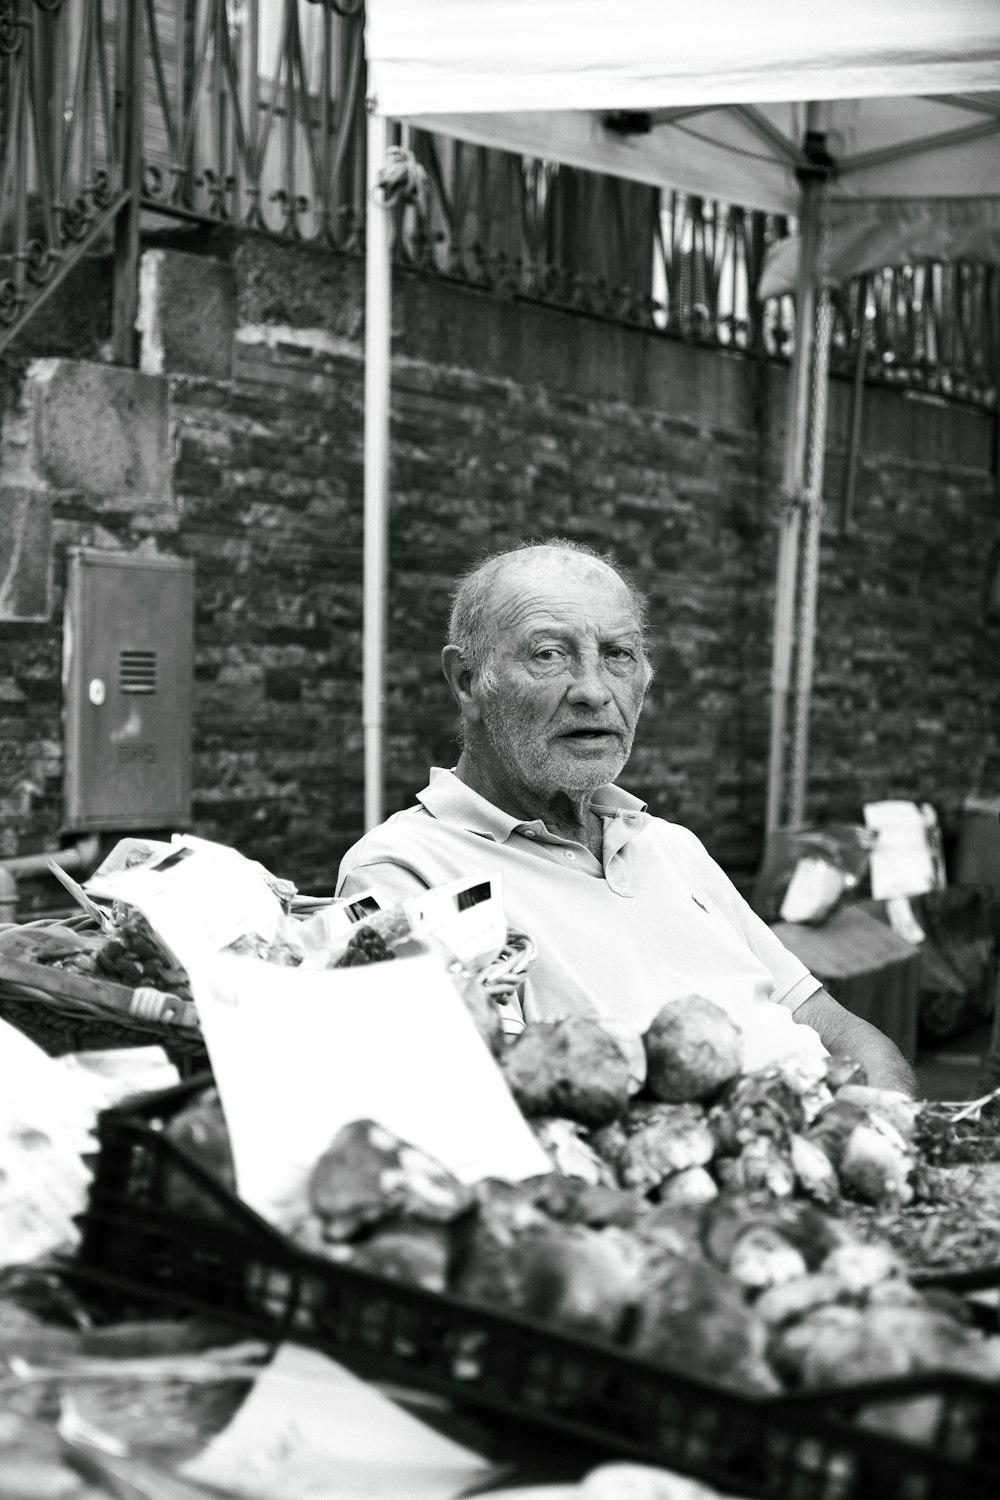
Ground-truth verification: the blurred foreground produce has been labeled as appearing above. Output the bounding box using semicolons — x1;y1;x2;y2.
502;1016;633;1124
162;1088;237;1221
643;996;744;1103
844;1096;1000;1276
164;1033;1000;1413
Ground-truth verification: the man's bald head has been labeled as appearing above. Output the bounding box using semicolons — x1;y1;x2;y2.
447;539;650;689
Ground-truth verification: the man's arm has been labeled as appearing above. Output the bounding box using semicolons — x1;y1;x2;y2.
794;988;919;1096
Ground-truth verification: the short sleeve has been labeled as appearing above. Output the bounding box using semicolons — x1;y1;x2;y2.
668;825;823;1011
335;858;431;903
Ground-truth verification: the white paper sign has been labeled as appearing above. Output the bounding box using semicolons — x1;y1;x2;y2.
864;800;942;902
188;949;549;1225
86;836;284;964
403;872;506;971
181;1343;494;1500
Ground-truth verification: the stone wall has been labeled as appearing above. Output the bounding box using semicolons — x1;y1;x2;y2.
1;233;997;910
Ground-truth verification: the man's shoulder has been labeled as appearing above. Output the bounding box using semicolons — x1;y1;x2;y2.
339;801;432;867
639;813;706;853
336;790;492;893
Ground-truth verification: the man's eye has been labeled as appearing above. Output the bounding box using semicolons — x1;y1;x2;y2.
533;648;564;662
606;647;634;662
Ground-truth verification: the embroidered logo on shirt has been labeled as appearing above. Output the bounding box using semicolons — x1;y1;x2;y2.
692;894;709;913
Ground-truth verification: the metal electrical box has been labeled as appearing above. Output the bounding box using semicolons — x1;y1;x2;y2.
63;550;195;831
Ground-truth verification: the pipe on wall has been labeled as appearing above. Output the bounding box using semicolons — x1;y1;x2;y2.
0;835;102;923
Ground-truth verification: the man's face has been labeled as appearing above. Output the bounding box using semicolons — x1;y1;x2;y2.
466;555;650;802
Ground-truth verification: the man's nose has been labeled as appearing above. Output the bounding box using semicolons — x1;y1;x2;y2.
565;656;613;707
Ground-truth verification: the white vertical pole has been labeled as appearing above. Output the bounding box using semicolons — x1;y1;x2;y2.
788;254;833;828
363;109;392;831
764;170;821;834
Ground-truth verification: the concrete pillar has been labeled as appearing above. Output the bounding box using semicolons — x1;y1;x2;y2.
138;249;236;380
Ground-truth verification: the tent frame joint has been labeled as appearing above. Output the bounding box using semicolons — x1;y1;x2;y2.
796;130;836;185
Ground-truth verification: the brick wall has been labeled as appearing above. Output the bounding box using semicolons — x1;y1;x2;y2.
1;236;997;908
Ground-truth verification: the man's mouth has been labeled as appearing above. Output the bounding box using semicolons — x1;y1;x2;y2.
559;727;618;743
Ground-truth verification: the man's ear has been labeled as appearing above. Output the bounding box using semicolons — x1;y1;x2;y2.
441;645;476;712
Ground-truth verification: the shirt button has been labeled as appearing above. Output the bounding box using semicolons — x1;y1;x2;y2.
564;851;576;861
522;829;536;838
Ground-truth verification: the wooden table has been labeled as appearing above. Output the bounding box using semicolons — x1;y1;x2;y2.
770;903;921;1061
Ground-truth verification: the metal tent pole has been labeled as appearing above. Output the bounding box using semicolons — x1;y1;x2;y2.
788;210;834;828
363;109;393;831
764;172;821;833
765;113;833;834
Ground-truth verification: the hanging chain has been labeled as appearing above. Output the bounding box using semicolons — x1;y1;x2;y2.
787;182;834;827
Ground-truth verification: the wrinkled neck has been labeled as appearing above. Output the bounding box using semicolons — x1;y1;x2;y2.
454;751;602;853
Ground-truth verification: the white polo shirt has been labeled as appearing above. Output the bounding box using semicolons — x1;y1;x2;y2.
336;769;822;1039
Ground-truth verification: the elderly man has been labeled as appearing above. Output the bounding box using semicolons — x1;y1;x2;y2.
337;539;917;1095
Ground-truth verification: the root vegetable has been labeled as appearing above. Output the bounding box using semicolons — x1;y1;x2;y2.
599;1019;648;1096
502;1017;631;1125
308;1120;472;1240
789;1135;839;1204
347;1222;452;1292
630;1259;776;1393
643;997;743;1104
769;1303;913;1386
701;1197;845;1273
655;1167;718;1208
531;1117;617;1185
709;1070;805;1155
823;1055;868;1090
716;1138;795;1197
455;1222;641;1341
524;1173;647;1229
589;1119;631;1175
618;1105;716;1193
839;1119;913;1206
728;1226;808;1292
162;1088;236;1222
754;1271;844;1326
803;1099;870;1169
834;1085;919;1143
771;1302;991;1389
821;1242;901;1294
581;1463;738;1500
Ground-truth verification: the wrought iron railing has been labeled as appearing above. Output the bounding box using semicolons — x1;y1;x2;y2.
0;0;996;411
0;0;142;358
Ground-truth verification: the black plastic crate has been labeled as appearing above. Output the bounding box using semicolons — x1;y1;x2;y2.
74;1077;1000;1500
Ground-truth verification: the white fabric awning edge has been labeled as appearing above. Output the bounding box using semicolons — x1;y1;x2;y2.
366;0;1000;119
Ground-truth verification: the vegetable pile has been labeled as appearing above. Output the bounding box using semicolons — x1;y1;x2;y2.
166;991;1000;1417
496;1000;921;1215
48;906;195;1003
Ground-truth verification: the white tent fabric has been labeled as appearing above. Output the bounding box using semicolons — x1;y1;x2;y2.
360;0;1000;832
366;0;1000;120
367;3;1000;248
395;96;1000;217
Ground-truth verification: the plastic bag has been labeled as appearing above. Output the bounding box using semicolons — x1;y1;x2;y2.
752;824;874;925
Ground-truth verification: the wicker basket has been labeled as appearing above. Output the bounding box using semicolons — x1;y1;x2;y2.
0;923;536;1076
0;920;208;1075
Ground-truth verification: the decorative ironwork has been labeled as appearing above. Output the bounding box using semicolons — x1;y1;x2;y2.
0;0;132;349
0;0;995;413
0;0;26;54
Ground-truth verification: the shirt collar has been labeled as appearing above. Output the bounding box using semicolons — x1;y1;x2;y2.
416;767;647;843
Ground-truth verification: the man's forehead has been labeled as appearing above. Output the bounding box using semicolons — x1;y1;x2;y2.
488;551;637;631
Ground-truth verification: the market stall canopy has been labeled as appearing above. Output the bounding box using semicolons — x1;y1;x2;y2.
359;0;1000;831
365;1;1000;202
